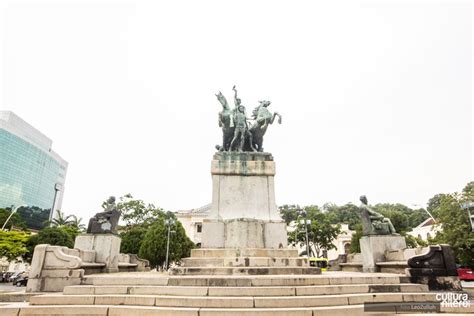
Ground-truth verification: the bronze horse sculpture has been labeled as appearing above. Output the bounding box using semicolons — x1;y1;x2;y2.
215;88;282;152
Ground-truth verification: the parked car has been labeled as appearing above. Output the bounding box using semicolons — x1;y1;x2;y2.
309;258;329;272
7;271;22;283
457;267;474;281
13;272;28;287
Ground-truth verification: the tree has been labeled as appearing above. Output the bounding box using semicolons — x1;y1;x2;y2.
25;227;74;262
0;208;28;230
0;230;30;261
289;205;341;258
138;217;194;268
430;183;474;267
120;225;148;255
48;209;74;227
324;203;360;230
278;204;299;225
349;224;363;253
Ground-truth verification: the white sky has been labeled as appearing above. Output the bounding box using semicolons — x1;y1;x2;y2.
0;0;472;221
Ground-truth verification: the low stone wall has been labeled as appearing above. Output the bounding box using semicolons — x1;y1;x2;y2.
26;242;150;293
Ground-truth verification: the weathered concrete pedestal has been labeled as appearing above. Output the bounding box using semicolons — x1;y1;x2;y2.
360;235;406;273
172;152;320;275
202;152;287;249
74;234;121;273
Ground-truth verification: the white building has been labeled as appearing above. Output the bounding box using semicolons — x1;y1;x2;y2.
176;204;354;259
407;218;441;241
175;204;211;247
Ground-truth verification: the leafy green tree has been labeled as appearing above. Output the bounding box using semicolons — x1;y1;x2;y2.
138;217;194;268
430;183;474;267
324;203;360;230
120;225;148;255
0;230;30;261
349;224;363;253
289;205;341;258
25;227;74;262
0;208;28;230
278;204;299;225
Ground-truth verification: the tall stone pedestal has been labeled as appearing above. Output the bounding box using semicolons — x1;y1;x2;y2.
201;152;287;249
74;234;121;273
360;235;406;273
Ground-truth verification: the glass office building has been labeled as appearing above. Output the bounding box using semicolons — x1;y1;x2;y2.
0;111;68;230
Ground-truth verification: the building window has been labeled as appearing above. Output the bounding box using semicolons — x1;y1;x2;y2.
196;223;202;233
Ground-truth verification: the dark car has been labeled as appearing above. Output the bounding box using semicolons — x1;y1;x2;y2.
13;274;28;287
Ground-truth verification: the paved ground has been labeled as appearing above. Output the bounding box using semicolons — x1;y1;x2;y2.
0;283;25;293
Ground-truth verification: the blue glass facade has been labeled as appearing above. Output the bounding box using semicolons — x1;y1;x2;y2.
0;127;67;230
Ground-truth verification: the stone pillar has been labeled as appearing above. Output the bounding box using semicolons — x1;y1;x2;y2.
202;152;287;249
360;235;406;272
74;234;121;273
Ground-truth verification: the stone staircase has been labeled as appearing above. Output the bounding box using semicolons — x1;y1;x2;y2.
2;271;472;315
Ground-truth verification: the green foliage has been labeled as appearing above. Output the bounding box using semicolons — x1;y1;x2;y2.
349;224;363;253
278;204;299;225
0;230;30;261
25;227;74;262
285;205;341;258
429;186;474;267
0;208;28;230
138;218;194;268
324;203;360;230
115;194;164;227
120;225;148;255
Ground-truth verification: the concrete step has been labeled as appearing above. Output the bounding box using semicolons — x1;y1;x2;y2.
191;248;298;258
2;302;473;315
63;283;429;296
181;257;308;267
169;266;321;275
29;292;441;308
85;274;406;287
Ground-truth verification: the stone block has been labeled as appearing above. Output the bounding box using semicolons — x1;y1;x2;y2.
74;234;121;272
94;286;129;294
30;294;94;305
108;306;199;316
129;286;208;296
201;221;225;248
0;307;20;316
18;306;108;315
296;284;369;296
263;222;288;249
95;295;155;306
208;286;296;296
200;308;312;316
155;296;254;308
63;286;95;295
251;276;329;287
225;219;264;248
360;235;406;272
254;295;348;308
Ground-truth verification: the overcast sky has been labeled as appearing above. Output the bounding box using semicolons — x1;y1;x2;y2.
1;0;472;221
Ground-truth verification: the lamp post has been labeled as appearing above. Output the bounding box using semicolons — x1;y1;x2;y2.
298;210;312;258
460;201;474;232
2;204;27;230
164;219;175;270
411;204;436;223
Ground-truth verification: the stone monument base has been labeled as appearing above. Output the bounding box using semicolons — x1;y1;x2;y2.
360;235;406;273
74;234;121;273
202;218;287;249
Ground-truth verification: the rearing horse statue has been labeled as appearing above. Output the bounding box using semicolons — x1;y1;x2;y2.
216;91;234;151
248;101;282;152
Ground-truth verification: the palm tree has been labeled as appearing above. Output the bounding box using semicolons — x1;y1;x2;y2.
69;215;86;231
50;210;74;227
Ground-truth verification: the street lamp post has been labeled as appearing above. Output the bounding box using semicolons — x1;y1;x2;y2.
460;201;474;232
2;204;27;230
164;219;175;270
298;210;312;258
